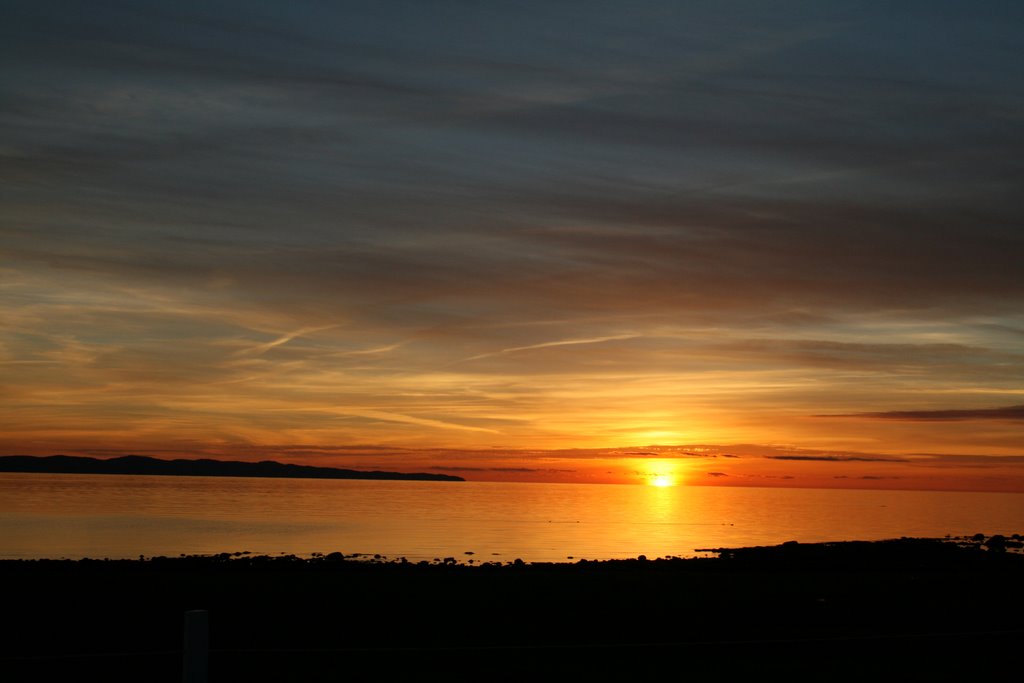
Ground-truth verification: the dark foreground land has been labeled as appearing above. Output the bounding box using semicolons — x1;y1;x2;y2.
3;536;1022;682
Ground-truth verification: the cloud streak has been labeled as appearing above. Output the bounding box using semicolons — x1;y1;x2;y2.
822;405;1024;422
234;325;340;357
766;455;907;463
463;334;641;362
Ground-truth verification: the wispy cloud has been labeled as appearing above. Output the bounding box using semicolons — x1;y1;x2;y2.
327;409;500;435
430;466;576;474
463;334;640;362
335;342;404;357
234;325;339;357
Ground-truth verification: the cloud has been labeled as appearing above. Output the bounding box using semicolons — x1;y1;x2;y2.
234;325;340;357
908;454;1024;467
834;475;902;480
323;409;501;435
463;334;641;362
824;405;1024;422
766;455;906;463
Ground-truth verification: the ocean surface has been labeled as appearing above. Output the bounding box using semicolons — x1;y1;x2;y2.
2;473;1021;562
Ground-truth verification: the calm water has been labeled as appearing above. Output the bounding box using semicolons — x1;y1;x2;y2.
2;473;1021;562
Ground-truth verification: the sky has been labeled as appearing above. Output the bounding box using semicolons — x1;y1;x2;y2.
3;1;1023;491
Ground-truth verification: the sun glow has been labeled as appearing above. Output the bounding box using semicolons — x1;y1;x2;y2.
641;459;682;487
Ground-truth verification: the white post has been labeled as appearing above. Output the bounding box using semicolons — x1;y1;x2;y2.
182;609;208;683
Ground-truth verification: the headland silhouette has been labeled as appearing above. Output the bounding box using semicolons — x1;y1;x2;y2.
0;454;464;482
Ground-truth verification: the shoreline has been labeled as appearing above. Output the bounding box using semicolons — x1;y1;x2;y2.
3;532;1021;565
5;536;1022;681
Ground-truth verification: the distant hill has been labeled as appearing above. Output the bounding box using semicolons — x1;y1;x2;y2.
0;455;464;482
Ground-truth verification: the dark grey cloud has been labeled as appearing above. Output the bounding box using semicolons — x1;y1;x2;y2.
5;1;1023;324
766;455;907;463
909;454;1024;466
716;340;1024;379
834;475;902;480
831;406;1024;422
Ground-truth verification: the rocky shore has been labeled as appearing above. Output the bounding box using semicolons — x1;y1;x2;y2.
3;536;1021;681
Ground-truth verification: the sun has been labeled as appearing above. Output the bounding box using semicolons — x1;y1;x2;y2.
641;458;682;487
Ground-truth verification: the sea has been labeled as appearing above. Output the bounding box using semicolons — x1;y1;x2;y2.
2;473;1021;562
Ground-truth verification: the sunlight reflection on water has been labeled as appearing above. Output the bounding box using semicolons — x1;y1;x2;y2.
2;474;1021;561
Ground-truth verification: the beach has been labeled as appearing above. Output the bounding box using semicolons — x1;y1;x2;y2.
3;536;1021;681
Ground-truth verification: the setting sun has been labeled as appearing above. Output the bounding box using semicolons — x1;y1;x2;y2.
641;459;681;487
